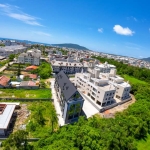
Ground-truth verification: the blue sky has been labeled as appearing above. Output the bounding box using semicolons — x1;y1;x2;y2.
0;0;150;58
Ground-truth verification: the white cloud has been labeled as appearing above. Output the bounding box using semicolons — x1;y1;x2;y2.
98;28;103;33
127;16;138;22
0;3;43;26
113;25;134;36
33;31;51;37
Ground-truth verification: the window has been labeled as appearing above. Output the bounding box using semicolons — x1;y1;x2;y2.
96;101;101;106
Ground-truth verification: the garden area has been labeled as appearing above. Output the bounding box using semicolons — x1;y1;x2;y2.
0;59;9;68
1;101;58;150
0;89;51;98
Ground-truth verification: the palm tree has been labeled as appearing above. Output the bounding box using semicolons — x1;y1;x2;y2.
50;106;58;133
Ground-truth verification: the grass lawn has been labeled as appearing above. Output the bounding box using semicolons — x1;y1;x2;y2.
26;101;58;138
0;60;9;68
137;134;150;150
122;75;148;85
11;63;28;68
0;89;52;98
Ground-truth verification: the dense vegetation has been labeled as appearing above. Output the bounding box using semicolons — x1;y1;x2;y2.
26;101;58;137
32;62;52;79
59;48;68;55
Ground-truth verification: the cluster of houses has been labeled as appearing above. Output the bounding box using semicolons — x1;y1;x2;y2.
0;74;39;89
0;45;27;58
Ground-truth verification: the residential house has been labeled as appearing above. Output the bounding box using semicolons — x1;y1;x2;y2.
19;81;39;89
0;76;11;88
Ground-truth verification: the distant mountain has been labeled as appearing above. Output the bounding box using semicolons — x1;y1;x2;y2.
52;43;89;50
141;57;150;62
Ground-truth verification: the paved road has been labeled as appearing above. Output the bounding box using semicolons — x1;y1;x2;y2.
50;78;65;126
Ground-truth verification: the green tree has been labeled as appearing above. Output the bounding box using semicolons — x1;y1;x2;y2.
49;105;58;133
17;63;21;76
40;80;46;88
9;54;15;61
2;130;31;150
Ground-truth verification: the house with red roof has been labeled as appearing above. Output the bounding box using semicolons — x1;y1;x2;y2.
19;81;39;89
26;65;38;71
0;76;11;88
25;74;38;80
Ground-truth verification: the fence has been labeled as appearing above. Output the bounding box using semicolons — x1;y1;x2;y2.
0;98;53;102
0;138;40;141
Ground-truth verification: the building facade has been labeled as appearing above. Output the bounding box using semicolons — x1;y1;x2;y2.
55;71;84;124
51;61;88;74
75;68;131;107
18;49;41;65
0;45;27;57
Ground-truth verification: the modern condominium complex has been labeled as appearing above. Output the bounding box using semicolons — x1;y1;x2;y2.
75;68;131;107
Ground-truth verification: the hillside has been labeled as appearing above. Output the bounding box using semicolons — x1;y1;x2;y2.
142;57;150;62
52;43;89;50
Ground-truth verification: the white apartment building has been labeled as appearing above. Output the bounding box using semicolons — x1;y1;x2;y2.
75;70;116;107
0;45;27;57
18;49;41;65
75;68;131;107
51;61;88;74
95;62;116;73
100;69;131;101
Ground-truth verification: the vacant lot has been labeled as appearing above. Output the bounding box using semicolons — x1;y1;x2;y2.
26;101;58;138
0;89;51;98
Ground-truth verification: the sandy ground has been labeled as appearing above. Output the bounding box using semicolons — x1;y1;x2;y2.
13;104;30;132
101;94;136;118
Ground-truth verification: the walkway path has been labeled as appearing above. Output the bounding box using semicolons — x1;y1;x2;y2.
50;78;65;126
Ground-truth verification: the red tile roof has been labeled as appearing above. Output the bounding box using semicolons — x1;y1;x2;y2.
28;81;36;86
0;76;10;87
26;65;38;70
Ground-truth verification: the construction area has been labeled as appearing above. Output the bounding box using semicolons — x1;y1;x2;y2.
101;94;136;118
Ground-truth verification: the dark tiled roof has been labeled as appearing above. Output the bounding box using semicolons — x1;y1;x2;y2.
55;71;77;101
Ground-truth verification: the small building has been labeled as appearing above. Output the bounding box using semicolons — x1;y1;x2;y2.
25;74;38;80
0;76;11;88
0;104;16;136
19;81;39;89
55;71;84;124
